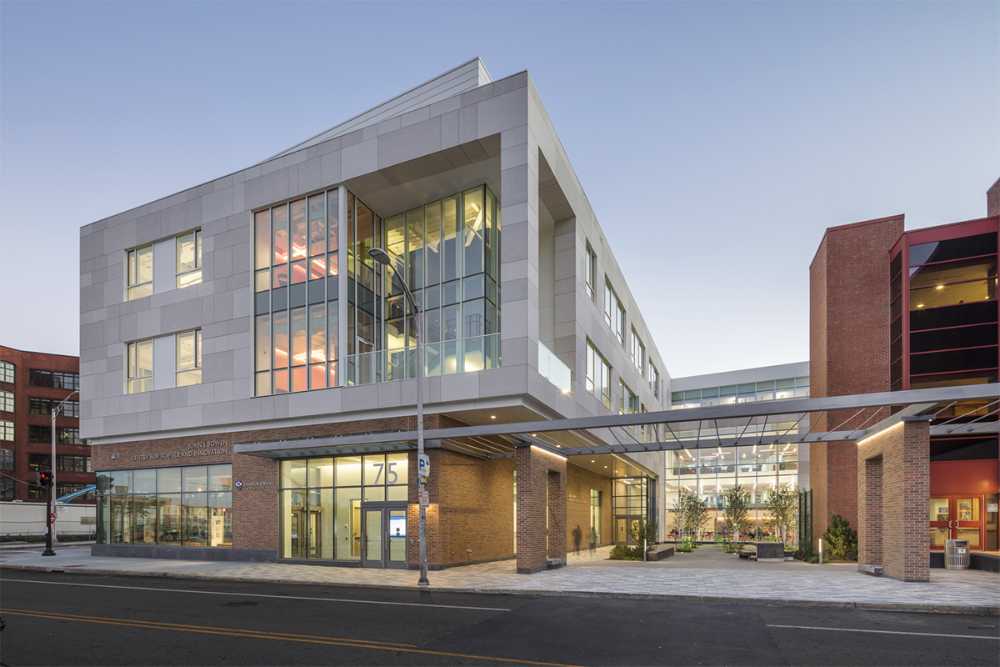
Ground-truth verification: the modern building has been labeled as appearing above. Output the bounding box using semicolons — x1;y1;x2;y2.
810;181;999;559
0;345;89;502
81;59;669;570
666;362;809;542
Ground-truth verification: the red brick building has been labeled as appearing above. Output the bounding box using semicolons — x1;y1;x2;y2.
0;345;91;503
810;184;1000;558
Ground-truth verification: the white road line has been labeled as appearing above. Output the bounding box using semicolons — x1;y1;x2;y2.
1;578;511;612
767;624;999;641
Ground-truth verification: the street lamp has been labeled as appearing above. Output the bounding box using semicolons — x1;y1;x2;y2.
368;247;429;587
46;389;79;555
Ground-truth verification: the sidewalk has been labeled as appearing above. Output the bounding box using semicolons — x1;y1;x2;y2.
2;544;997;615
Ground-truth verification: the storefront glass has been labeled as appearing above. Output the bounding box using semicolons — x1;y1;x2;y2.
96;464;232;548
279;452;408;561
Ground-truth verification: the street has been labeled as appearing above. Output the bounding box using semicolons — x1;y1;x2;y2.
0;572;997;666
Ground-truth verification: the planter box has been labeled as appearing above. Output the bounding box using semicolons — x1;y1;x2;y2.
646;546;674;561
755;542;784;561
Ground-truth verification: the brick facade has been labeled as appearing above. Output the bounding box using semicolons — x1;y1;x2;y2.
809;215;903;542
0;345;86;502
514;445;567;574
564;463;612;551
856;419;931;581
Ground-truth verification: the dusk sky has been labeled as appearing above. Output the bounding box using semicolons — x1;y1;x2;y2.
1;1;996;378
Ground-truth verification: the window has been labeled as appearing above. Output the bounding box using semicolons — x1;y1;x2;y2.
59;428;81;445
0;390;12;413
604;280;625;344
619;380;638;414
585;243;596;299
97;465;232;548
126;244;153;300
29;397;79;418
58;455;91;472
0;448;13;470
0;477;12;500
126;339;154;393
589;489;601;545
176;330;203;386
0;361;13;384
176;229;203;288
630;327;645;374
0;420;13;441
586;340;612;409
29;369;79;390
650;364;660;399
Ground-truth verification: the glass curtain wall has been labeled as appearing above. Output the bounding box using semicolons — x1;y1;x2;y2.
253;190;339;395
663;444;800;542
96;465;232;548
279;453;408;560
612;476;653;547
347;185;500;384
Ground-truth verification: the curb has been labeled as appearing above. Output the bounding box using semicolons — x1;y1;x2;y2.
2;564;997;617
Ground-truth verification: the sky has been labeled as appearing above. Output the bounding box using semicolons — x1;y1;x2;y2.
1;0;997;378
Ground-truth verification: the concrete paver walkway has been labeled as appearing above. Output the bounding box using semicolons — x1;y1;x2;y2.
1;544;996;614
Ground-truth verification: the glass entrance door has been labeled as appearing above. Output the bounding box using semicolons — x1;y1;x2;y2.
361;503;408;568
929;496;983;549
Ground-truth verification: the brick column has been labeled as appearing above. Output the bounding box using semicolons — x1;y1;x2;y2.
515;445;567;574
856;418;930;581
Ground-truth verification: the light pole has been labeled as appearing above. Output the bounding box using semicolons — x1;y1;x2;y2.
368;247;429;587
49;389;79;552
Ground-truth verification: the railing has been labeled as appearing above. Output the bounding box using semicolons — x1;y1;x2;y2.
537;341;573;395
345;333;501;385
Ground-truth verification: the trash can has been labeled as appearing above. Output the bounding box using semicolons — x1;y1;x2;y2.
944;539;970;570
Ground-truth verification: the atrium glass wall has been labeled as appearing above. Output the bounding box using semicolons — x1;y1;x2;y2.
96;465;232;548
253;190;339;395
347;185;501;384
663;443;800;543
279;453;408;561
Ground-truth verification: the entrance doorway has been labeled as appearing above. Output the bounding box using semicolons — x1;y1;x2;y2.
361;502;407;568
929;495;983;549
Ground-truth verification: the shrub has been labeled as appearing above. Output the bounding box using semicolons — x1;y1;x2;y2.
822;514;858;561
609;544;644;560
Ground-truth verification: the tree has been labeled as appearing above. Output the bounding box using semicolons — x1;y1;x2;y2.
675;488;708;543
822;514;858;561
721;485;751;544
764;484;797;546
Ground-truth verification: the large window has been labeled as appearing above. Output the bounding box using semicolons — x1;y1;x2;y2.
126;339;153;394
176;229;203;288
619;380;638;415
29;397;79;418
97;464;232;548
279;453;408;560
126;244;153;300
0;362;13;384
176;329;203;386
29;426;78;443
29;369;78;390
650;364;660;399
586;340;612;409
0;420;13;441
585;242;596;299
0;448;13;470
0;390;12;413
630;327;645;374
672;376;810;408
604;280;625;344
254;190;339;396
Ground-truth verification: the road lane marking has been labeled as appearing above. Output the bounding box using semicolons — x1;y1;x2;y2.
767;624;1000;641
1;577;510;612
1;608;578;667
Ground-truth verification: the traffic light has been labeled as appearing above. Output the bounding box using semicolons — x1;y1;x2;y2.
35;470;52;487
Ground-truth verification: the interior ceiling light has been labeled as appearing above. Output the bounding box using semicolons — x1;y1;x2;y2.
935;284;945;290
916;303;925;309
490;415;496;420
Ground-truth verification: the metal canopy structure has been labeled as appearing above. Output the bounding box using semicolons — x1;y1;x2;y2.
233;383;1000;461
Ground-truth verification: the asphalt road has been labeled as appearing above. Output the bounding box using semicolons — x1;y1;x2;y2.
0;571;997;666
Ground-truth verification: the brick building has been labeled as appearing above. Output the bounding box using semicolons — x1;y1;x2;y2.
0;345;90;503
810;182;1000;563
81;59;666;570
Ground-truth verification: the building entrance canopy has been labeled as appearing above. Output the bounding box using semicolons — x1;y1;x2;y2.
234;384;1000;460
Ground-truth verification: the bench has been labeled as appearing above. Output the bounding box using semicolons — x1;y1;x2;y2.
646;545;675;561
